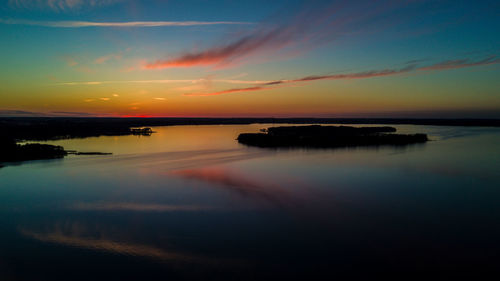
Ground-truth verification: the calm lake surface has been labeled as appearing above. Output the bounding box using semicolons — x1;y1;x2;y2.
1;124;500;280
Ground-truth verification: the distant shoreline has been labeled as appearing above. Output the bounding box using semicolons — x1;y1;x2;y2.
0;118;497;167
2;117;500;126
1;117;499;142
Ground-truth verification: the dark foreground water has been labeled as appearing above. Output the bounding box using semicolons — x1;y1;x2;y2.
1;124;500;280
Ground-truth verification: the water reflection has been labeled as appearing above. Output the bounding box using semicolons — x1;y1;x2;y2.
171;168;297;207
65;148;271;172
1;124;499;280
70;202;218;212
19;223;232;266
21;229;195;262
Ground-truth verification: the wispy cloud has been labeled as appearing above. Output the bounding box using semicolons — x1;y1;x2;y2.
50;111;96;116
186;64;418;96
94;53;122;64
144;1;415;69
0;109;45;117
184;86;273;97
418;55;500;71
61;55;96;73
145;28;291;69
53;54;500;97
0;19;252;28
186;55;500;96
8;0;121;12
55;78;272;86
0;109;98;117
71;202;215;212
267;65;418;84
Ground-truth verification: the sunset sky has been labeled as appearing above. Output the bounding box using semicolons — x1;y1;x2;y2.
1;0;499;117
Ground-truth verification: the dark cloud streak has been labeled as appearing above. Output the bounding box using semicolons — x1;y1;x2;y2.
418;55;500;71
185;64;418;96
186;55;500;96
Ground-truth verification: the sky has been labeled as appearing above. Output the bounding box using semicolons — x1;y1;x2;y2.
0;0;499;118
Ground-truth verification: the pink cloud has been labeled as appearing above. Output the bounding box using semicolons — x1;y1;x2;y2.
145;1;410;69
145;28;292;69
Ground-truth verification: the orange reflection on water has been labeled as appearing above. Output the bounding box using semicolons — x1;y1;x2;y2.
19;224;237;266
22;229;194;262
41;124;270;155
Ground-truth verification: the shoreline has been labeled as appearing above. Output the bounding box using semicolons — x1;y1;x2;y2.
0;118;496;167
0;117;499;142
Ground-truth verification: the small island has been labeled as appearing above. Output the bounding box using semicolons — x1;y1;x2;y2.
0;137;113;166
130;127;154;136
237;125;428;148
0;138;67;163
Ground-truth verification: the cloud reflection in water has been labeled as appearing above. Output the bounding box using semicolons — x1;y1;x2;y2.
170;168;303;208
19;224;237;267
70;202;217;212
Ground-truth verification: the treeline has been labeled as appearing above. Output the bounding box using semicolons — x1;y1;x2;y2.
0;117;499;141
0;138;67;163
237;125;428;148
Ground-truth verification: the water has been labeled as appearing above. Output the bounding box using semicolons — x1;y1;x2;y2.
1;124;500;280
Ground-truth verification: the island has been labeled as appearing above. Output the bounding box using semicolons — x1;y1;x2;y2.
237;125;428;148
0;136;114;166
0;137;67;163
130;127;154;136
